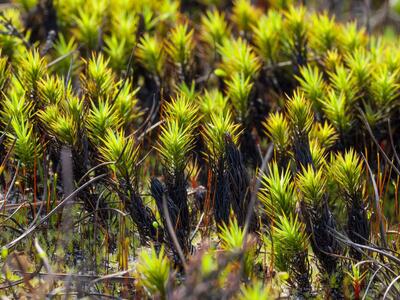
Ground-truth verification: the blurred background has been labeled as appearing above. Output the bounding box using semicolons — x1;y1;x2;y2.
1;0;400;35
195;0;400;35
272;1;400;35
305;0;400;34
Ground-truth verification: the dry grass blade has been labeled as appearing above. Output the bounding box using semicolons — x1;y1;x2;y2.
162;193;188;270
361;152;388;248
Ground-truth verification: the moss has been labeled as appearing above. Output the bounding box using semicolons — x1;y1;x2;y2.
0;1;399;299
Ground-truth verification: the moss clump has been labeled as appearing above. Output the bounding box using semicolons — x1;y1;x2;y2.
0;0;400;298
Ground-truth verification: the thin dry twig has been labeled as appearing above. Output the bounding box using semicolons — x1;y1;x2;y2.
3;173;107;249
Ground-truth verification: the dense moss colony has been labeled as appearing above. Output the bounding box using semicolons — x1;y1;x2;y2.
0;0;400;298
